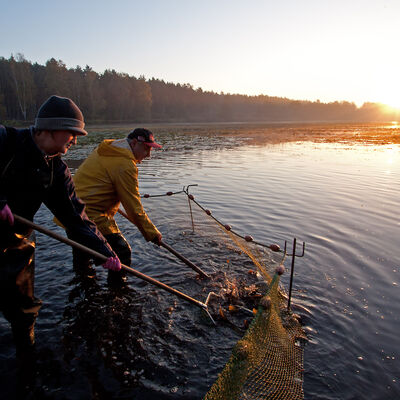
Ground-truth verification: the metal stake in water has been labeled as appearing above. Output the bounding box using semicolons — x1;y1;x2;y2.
287;238;306;310
185;184;198;233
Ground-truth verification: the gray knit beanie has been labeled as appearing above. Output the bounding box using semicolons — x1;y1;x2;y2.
34;95;87;136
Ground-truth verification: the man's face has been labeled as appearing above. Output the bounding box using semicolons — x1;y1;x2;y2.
131;140;152;163
49;130;78;154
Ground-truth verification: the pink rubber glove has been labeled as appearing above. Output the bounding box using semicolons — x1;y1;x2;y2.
0;204;14;225
103;256;121;271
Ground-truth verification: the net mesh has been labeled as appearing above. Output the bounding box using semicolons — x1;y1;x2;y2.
204;274;306;400
140;188;307;400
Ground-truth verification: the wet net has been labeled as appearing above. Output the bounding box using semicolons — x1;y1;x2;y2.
204;276;306;400
139;186;307;400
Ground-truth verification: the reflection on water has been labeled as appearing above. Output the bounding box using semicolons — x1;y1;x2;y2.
158;140;399;400
1;123;399;399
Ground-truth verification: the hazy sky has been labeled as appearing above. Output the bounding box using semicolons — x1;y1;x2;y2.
1;0;399;107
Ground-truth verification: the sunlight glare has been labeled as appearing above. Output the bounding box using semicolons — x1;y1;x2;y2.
380;103;400;114
384;147;399;166
378;91;400;111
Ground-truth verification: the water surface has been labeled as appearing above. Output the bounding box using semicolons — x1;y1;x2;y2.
0;123;399;399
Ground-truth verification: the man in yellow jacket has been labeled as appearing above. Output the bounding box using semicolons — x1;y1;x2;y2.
71;128;163;285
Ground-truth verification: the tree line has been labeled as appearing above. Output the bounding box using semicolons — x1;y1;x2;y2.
0;54;397;123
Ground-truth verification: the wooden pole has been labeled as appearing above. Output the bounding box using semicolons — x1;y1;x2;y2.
160;241;210;279
117;208;210;279
13;214;208;311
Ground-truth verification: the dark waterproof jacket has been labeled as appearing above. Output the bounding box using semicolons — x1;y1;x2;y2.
0;125;115;259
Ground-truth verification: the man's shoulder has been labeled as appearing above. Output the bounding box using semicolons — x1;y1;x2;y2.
103;151;136;168
0;125;6;149
102;156;137;182
0;125;30;148
0;125;15;139
0;125;30;137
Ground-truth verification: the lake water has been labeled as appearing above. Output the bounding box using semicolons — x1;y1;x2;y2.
0;123;399;399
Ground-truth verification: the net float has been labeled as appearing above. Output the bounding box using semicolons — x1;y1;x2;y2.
260;296;272;310
269;244;280;252
276;265;285;275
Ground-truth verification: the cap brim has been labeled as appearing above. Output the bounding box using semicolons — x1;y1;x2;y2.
145;142;162;149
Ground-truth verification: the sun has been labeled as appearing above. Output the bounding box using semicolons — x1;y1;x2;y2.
377;92;400;110
378;100;400;116
384;101;400;111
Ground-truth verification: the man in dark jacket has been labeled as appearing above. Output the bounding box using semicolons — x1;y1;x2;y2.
0;95;121;358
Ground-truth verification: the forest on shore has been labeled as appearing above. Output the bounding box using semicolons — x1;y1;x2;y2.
1;54;398;124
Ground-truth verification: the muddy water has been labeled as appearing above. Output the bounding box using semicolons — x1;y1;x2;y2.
1;123;399;399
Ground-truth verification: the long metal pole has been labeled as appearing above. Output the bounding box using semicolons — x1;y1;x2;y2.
117;209;209;278
13;214;208;311
160;241;210;278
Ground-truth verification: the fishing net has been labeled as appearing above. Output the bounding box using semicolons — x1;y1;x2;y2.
140;187;307;400
204;275;306;400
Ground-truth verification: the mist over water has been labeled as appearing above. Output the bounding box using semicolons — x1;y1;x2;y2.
1;124;399;399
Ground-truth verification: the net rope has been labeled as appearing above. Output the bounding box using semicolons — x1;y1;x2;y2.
140;187;307;400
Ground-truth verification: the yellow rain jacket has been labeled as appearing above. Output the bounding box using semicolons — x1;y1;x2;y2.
73;139;160;241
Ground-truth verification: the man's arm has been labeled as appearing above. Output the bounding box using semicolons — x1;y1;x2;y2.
114;164;160;242
44;159;116;261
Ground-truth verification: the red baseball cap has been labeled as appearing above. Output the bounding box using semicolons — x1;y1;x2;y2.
128;128;162;149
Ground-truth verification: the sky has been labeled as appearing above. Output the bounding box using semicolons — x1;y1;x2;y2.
1;0;400;108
